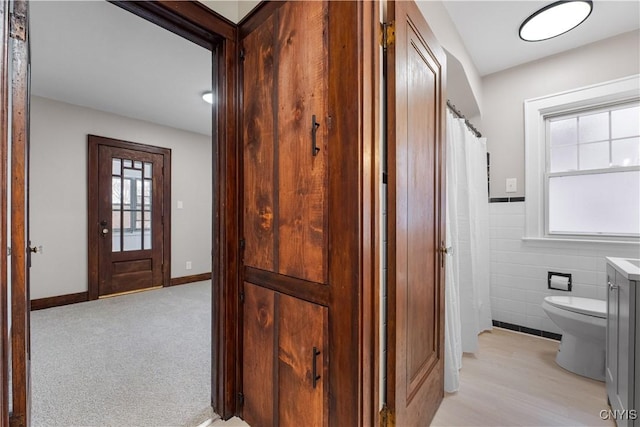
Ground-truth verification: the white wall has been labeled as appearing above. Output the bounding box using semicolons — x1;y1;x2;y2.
490;202;640;334
416;0;483;118
198;0;261;23
30;96;212;300
483;30;640;333
482;30;640;198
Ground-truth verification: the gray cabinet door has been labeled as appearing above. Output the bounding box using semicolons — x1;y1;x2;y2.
607;263;636;427
607;265;620;411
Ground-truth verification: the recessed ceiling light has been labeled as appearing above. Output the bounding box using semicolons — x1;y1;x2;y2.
519;1;593;42
202;91;213;104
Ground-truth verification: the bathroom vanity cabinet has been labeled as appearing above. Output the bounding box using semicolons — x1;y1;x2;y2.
606;257;640;427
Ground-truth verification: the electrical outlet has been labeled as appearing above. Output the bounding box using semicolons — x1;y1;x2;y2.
506;178;517;193
186;261;192;270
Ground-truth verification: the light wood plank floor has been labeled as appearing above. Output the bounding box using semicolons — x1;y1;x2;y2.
432;327;614;426
210;328;612;426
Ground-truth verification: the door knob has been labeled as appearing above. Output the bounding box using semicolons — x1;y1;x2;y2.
102;228;109;235
608;281;618;291
439;246;453;256
29;245;43;254
100;220;109;236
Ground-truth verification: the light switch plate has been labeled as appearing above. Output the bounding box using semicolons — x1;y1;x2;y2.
506;178;517;193
177;201;184;209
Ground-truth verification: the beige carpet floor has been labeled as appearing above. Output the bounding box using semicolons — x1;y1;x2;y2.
30;281;212;427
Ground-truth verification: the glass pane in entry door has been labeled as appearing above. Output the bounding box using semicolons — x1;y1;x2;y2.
111;157;154;252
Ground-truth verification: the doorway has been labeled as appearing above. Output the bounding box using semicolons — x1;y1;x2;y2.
87;135;171;299
21;2;225;424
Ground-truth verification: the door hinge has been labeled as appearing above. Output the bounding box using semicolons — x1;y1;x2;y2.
380;21;395;49
379;404;395;427
240;291;245;304
240;49;245;61
9;12;26;41
239;238;245;250
237;392;245;407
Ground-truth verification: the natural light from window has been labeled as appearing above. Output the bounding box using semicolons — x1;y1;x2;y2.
524;75;640;243
546;103;640;237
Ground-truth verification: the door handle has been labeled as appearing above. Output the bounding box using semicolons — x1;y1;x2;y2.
439;242;453;268
29;245;43;254
311;115;321;156
312;347;321;389
608;281;618;291
439;246;453;255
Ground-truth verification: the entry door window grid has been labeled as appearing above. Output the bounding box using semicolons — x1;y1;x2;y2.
545;101;640;237
111;158;153;251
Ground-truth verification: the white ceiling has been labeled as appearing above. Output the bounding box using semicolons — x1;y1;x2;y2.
444;1;640;76
30;1;640;136
31;1;213;136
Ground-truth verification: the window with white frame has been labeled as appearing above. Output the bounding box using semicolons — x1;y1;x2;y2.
546;102;640;236
524;75;640;241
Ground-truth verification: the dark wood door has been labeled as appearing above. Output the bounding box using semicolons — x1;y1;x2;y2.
243;282;328;427
386;1;447;425
89;135;170;298
239;1;378;425
241;2;330;425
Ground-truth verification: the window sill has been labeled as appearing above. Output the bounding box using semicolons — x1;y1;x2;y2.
522;236;640;248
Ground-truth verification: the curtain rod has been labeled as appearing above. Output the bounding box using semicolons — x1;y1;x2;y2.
446;99;482;138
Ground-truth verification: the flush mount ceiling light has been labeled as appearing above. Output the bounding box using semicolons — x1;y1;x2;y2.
202;91;213;104
519;1;593;42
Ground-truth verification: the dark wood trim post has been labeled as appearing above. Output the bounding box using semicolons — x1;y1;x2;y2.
10;0;30;425
211;31;241;419
0;1;9;425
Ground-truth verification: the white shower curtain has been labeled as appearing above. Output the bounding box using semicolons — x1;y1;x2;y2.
444;110;492;392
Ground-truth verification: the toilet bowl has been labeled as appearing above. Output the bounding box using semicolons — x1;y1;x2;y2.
541;296;606;381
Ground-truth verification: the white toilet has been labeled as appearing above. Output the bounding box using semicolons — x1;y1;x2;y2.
541;296;606;381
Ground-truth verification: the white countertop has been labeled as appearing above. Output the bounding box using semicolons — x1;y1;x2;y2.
607;257;640;281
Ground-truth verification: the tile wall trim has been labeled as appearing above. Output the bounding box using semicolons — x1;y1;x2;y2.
492;320;562;341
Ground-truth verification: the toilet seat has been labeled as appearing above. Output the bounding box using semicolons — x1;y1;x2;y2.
543;296;606;319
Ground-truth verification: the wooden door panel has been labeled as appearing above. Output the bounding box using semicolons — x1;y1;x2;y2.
243;282;328;427
241;2;369;426
387;1;446;425
243;282;275;427
276;1;328;284
278;293;328;427
243;14;276;274
112;258;152;274
405;32;439;396
242;1;328;285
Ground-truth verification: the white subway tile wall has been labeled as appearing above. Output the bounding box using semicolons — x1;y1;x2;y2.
489;202;640;334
